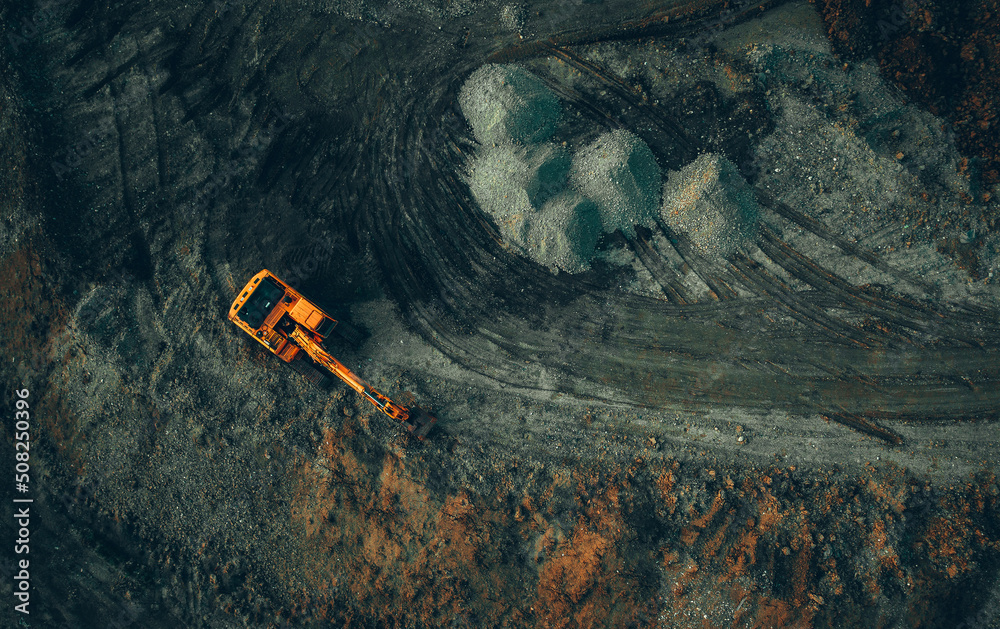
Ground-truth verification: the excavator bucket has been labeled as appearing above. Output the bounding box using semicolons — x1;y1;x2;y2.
404;407;437;440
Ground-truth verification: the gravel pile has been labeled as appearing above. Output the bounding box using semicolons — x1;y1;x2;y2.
661;153;760;259
461;67;665;273
499;4;525;32
528;192;602;273
466;141;602;272
569;129;661;238
458;64;561;145
467;142;572;245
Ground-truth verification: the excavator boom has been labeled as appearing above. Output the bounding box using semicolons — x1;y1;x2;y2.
290;327;413;425
228;269;436;439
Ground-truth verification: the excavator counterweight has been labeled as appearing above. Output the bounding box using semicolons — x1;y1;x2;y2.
228;269;436;439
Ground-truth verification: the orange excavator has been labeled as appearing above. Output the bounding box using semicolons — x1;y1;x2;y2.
228;269;436;439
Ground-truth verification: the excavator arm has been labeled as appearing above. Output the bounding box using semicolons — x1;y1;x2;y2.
289;326;436;439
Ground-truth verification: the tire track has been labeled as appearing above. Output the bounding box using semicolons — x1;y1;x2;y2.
301;2;1000;444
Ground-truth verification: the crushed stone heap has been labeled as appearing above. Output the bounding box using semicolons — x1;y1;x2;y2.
528;192;602;274
467;143;571;243
467;142;570;210
458;64;561;146
467;142;602;273
569;129;662;238
460;66;666;273
661;153;760;259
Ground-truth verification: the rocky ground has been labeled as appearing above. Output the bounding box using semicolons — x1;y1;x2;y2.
2;0;1000;628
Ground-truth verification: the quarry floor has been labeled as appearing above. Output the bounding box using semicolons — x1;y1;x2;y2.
2;1;1000;628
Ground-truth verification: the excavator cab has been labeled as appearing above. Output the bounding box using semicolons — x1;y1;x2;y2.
229;270;338;361
229;269;437;440
236;275;285;329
